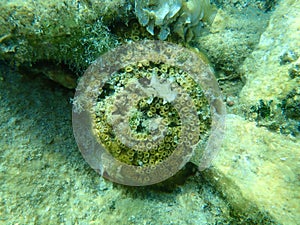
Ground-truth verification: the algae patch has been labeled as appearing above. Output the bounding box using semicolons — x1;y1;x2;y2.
135;0;217;40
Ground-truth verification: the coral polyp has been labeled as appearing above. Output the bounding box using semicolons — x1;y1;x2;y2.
72;40;225;186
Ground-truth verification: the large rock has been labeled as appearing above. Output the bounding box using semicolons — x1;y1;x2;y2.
203;115;300;224
240;0;300;105
0;0;127;71
203;1;300;223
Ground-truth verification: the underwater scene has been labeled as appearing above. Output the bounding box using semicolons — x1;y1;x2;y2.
0;0;299;224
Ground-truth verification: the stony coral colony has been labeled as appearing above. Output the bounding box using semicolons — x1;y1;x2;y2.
74;40;222;167
93;61;212;167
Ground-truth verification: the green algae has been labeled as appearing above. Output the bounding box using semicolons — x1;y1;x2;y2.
0;0;124;72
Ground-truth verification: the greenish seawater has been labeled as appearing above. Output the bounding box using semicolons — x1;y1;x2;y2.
0;0;299;224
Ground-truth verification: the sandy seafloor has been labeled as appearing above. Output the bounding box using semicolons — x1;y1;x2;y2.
0;62;239;224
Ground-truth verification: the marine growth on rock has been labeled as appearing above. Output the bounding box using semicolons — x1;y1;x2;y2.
72;40;225;186
134;0;217;40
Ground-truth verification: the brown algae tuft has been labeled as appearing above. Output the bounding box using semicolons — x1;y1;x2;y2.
135;0;217;41
134;0;217;40
72;40;225;186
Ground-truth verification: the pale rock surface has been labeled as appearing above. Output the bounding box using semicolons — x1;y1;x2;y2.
203;115;300;224
240;0;300;105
